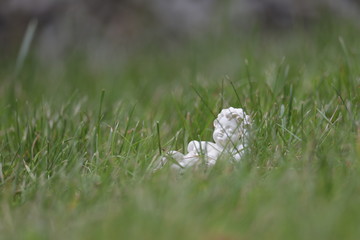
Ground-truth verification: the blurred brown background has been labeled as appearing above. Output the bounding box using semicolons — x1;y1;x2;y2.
1;0;360;67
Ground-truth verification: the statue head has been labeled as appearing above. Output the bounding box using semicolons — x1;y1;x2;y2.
212;107;251;147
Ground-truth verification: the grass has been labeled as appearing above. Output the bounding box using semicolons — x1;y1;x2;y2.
0;18;360;240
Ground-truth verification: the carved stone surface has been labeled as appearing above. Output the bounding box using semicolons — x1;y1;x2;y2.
161;107;251;170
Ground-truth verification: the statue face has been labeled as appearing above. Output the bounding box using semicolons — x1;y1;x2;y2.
213;116;242;147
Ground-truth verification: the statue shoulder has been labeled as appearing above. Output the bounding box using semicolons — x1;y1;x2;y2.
187;141;219;153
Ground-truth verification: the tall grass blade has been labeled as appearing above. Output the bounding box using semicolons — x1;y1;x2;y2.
15;19;38;76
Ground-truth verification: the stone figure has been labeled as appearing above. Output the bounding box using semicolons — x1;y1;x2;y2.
161;107;251;170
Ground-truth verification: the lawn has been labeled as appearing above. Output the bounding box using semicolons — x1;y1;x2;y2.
0;19;359;240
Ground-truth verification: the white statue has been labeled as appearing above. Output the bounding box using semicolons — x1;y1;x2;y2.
160;107;251;170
